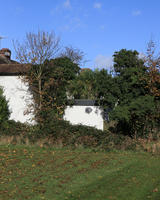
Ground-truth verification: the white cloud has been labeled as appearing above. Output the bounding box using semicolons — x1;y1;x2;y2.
94;3;102;9
94;55;113;70
132;10;141;16
63;0;71;9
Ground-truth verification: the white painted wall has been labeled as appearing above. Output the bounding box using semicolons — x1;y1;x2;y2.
0;76;34;124
63;106;104;130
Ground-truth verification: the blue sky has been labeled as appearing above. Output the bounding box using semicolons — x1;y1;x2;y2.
0;0;160;70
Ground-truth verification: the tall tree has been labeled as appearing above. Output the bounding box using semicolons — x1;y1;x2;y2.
94;69;119;109
113;49;145;75
29;57;80;122
145;40;160;97
13;30;61;64
13;30;61;118
111;49;155;137
144;40;160;130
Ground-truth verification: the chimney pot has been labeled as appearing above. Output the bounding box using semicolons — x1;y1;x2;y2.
0;48;11;60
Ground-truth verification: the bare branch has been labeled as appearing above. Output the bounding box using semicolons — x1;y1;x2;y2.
13;30;61;64
60;45;87;65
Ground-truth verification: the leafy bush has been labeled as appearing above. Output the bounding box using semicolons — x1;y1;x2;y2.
0;87;10;125
0;118;147;151
0;120;30;136
111;95;157;137
30;117;138;151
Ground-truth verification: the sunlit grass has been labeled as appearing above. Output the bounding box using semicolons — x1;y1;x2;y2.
0;145;160;199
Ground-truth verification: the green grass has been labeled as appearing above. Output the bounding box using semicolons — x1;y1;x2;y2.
0;145;160;200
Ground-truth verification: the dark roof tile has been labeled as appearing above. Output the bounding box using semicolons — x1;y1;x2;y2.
0;64;31;75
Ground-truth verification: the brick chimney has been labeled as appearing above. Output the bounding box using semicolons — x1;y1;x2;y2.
0;48;11;60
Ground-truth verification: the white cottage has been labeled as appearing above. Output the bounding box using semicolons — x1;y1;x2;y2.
0;48;104;130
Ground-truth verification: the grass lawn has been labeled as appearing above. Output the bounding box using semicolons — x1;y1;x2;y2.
0;145;160;200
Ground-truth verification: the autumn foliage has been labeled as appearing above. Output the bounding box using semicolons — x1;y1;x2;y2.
146;40;160;97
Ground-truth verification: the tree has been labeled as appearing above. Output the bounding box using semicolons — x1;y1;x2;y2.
67;68;119;115
13;30;61;118
60;46;86;66
68;68;96;99
43;57;80;117
26;57;80;122
93;69;119;109
0;87;10;125
144;40;160;130
67;68;117;105
145;40;160;97
113;49;145;75
110;49;155;137
50;57;80;81
13;30;61;64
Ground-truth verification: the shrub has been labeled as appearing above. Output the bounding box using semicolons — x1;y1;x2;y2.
0;87;10;125
32;117;138;150
0;120;30;136
111;95;158;137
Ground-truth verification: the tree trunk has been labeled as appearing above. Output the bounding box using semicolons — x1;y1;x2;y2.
39;78;42;110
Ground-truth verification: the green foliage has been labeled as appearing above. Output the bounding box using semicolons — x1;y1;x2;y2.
49;57;80;81
63;49;159;137
68;69;96;99
0;118;137;151
111;95;156;136
26;57;80;122
35;117;104;147
42;57;80;118
0;87;10;125
93;69;119;109
110;49;159;137
68;68;119;109
145;40;160;97
0;120;29;136
113;49;144;75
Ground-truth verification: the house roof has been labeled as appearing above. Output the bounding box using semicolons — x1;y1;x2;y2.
74;99;96;106
69;99;102;106
0;48;31;75
0;64;31;75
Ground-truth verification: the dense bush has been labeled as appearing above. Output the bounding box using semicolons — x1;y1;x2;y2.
110;49;160;137
0;120;30;136
3;119;135;150
34;117;104;145
0;118;152;151
0;87;10;125
20;118;137;151
111;95;157;137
